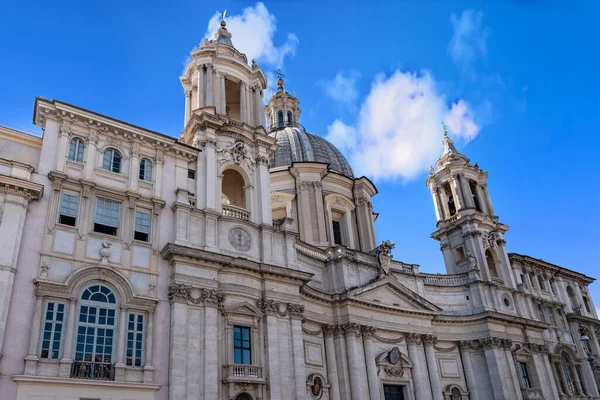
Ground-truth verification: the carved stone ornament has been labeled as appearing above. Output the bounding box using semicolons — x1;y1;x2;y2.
217;140;255;172
422;334;438;346
389;346;401;365
167;283;225;307
377;240;395;257
39;264;49;280
384;367;405;378
256;297;280;315
480;336;512;349
322;324;336;338
406;333;422;346
99;242;112;265
343;322;361;337
466;249;478;271
288;303;305;319
361;325;376;338
485;231;499;249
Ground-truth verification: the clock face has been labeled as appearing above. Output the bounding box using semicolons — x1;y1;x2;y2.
228;227;252;251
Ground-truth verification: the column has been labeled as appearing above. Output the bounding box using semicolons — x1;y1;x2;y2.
573;365;585;396
143;310;154;382
219;73;226;115
362;326;381;400
334;325;352;399
184;89;192;126
314;182;327;244
482;183;495;216
154;153;163;199
206;66;214;108
24;296;44;375
59;300;77;377
265;313;282;399
115;308;127;381
240;82;247;123
323;325;341;400
450;174;464;211
205;140;217;211
481;337;514;400
344;210;356;249
84;131;98;180
254;86;263;126
169;289;189;400
460;174;475;208
344;323;365;399
129;146;140;192
203;298;220;399
475;184;489;214
56;124;70;172
257;158;272;225
458;341;480;400
423;335;443;400
431;187;444;221
503;342;522;399
197;66;204;109
406;333;431;400
290;307;306;400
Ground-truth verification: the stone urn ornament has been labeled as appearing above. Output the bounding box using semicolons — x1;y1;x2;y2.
99;242;112;265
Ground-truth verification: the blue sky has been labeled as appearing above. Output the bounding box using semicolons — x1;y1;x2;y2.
1;1;599;304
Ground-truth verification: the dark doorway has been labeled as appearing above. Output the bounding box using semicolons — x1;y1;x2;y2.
383;385;405;400
235;393;252;400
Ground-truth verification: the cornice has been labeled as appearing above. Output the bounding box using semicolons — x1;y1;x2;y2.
0;174;43;201
0;125;42;148
433;310;549;331
509;253;595;283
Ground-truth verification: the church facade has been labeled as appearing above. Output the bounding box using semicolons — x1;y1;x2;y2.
0;20;599;400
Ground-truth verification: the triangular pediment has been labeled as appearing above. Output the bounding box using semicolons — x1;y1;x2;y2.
223;301;262;317
348;278;441;313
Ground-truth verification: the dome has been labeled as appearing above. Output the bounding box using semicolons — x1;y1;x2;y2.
269;126;354;178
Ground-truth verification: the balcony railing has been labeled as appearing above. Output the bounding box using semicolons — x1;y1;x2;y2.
222;205;250;221
422;273;470;286
521;387;543;399
223;365;264;382
70;360;115;381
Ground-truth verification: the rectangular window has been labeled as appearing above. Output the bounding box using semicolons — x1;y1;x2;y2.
188;169;196;179
40;301;65;359
134;210;151;242
583;296;592;313
94;198;121;236
58;193;80;226
546;306;557;326
455;246;466;261
519;362;531;388
332;220;342;245
233;326;251;365
126;312;145;367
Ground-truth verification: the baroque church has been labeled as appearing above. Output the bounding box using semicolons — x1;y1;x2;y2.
0;18;599;400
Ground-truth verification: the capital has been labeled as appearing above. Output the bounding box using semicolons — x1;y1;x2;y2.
406;333;422;345
343;322;361;337
288;303;305;319
168;283;191;304
422;334;437;346
184;89;192;97
322;324;336;338
361;325;376;338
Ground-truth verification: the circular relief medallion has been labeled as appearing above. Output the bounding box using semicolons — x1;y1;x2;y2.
311;376;323;397
228;227;252;251
390;346;401;365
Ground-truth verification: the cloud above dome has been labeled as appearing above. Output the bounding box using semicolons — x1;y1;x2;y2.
203;3;298;68
324;70;480;182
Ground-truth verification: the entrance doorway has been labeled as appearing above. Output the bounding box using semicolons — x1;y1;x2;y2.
383;385;405;400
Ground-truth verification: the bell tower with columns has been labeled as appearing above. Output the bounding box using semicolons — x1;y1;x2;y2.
264;73;301;130
426;126;516;290
174;17;277;252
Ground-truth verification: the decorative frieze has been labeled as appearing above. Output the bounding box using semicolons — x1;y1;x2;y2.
167;283;225;308
527;343;550;354
296;181;322;191
479;337;512;349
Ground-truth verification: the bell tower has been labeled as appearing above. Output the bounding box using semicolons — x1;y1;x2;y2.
426;127;516;289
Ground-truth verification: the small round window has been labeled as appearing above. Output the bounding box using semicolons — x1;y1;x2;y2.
503;297;510;307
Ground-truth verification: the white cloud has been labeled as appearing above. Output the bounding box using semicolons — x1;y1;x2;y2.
319;71;361;105
325;70;479;181
203;3;298;68
448;9;490;72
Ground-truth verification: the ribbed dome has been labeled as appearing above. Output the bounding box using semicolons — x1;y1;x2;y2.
269;126;354;178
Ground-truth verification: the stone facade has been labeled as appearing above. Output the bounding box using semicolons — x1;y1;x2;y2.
0;20;599;400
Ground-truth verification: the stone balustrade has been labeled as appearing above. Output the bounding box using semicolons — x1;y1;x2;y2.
521;387;543;399
223;364;263;382
422;273;470;286
222;204;250;221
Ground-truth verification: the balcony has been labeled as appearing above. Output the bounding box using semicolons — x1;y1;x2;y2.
223;365;265;384
222;205;250;221
70;360;115;381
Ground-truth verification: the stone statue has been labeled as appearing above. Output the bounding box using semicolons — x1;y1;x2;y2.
378;240;395;257
466;249;478;271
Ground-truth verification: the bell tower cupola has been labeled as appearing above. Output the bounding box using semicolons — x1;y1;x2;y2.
264;72;301;131
426;125;516;289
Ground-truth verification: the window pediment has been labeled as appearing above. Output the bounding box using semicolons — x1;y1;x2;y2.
223;301;263;318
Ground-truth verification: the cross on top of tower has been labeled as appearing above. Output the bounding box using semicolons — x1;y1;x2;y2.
275;69;285;92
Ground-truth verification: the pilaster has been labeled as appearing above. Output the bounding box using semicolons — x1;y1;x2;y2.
323;325;341;400
423;335;443;400
458;341;480;400
406;333;432;400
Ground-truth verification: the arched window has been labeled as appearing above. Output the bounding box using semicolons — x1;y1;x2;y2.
139;159;152;181
103;149;122;173
69;138;84;162
222;169;246;209
277;110;284;128
561;353;579;395
451;387;461;400
443;182;456;217
485;249;498;278
287;110;293;125
73;285;117;379
235;394;252;400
